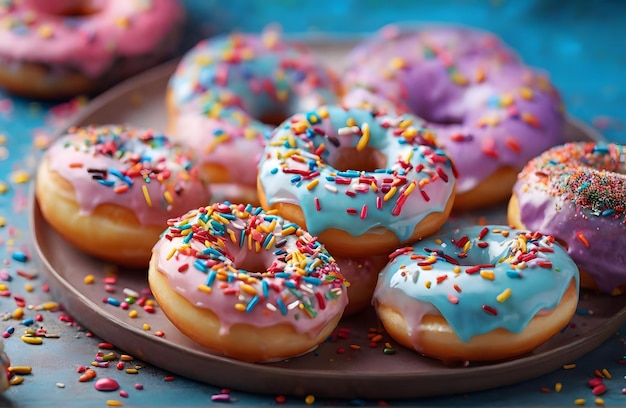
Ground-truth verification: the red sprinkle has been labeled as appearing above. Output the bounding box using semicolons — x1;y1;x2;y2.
482;305;498;316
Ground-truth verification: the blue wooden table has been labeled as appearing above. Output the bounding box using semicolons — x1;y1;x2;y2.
1;1;626;406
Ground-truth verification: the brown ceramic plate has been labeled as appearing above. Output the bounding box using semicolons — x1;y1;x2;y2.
30;39;626;400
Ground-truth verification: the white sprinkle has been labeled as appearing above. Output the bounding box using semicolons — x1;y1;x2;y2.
56;383;65;388
287;301;300;310
324;183;338;193
265;303;277;312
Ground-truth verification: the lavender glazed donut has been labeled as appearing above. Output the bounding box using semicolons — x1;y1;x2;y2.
0;0;184;98
342;24;565;210
509;142;626;295
35;125;211;267
149;202;348;362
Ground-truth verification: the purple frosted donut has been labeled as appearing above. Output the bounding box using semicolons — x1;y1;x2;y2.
508;142;626;295
342;24;566;210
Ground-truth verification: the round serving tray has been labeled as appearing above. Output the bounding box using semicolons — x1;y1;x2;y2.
30;39;626;400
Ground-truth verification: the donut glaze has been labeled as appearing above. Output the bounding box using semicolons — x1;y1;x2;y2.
41;125;210;225
150;203;348;360
509;142;626;295
168;91;272;204
342;25;565;206
167;30;339;122
0;0;183;76
257;105;457;256
373;225;578;349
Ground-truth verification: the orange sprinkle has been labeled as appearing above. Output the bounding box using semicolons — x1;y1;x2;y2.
577;232;590;248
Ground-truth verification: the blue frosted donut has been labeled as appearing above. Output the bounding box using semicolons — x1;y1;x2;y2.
373;225;579;362
257;105;458;257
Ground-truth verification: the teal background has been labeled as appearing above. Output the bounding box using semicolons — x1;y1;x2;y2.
1;0;626;406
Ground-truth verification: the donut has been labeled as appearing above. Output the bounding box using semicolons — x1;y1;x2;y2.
0;0;184;99
167;91;272;205
148;202;348;363
373;225;579;363
0;341;9;393
35;125;211;267
257;105;458;257
333;254;389;317
508;142;626;295
166;30;340;126
342;24;565;210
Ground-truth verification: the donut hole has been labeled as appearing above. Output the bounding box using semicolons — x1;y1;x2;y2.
23;0;103;17
330;146;387;172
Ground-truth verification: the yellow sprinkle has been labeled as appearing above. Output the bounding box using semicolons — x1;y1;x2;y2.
142;323;150;331
403;181;417;196
496;288;512;302
305;395;315;405
194;54;212;65
601;368;611;379
21;335;42;345
128;310;138;318
38;301;59;311
12;171;30;184
390;57;406;70
555;382;562;392
402;127;417;139
306;179;319;190
346;117;356;127
383;186;397;202
234;303;246;312
520;87;534;100
480;270;495;281
9;375;24;385
240;283;257;296
166;247;176;261
399;119;413;129
106;400;124;407
12;307;23;319
145;299;155;307
424;281;431;289
453;265;461;274
0;216;4;228
356;123;370;152
116;16;130;28
574;398;586;406
499;93;514;107
84;274;95;284
197;285;212;294
163;190;174;204
463;240;471;253
141;185;152;207
0;183;8;194
317;106;329;118
9;366;32;375
24;283;34;292
450;71;469;86
125;368;138;374
595;398;605;406
281;226;296;236
37;24;54;39
562;363;576;370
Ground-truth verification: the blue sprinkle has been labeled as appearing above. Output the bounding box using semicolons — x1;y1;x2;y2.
593;145;609;154
106;297;121;307
183;232;193;244
6;326;14;334
194;259;208;273
244;203;253;213
290;175;302;184
206;270;216;286
262;280;269;298
262;233;273;248
253;207;263;215
285;280;297;289
239;230;246;247
276;298;288;315
97;179;115;187
336;170;360;178
302;276;322;286
506;270;522;279
274;272;291;279
246;296;260;313
325;175;336;181
11;251;28;263
602;209;615;216
270;167;279;174
20;318;34;326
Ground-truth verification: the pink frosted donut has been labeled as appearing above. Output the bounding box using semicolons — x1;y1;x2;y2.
167;91;272;205
0;0;184;98
0;341;9;394
342;24;565;210
35;125;211;267
149;202;348;362
509;142;626;295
